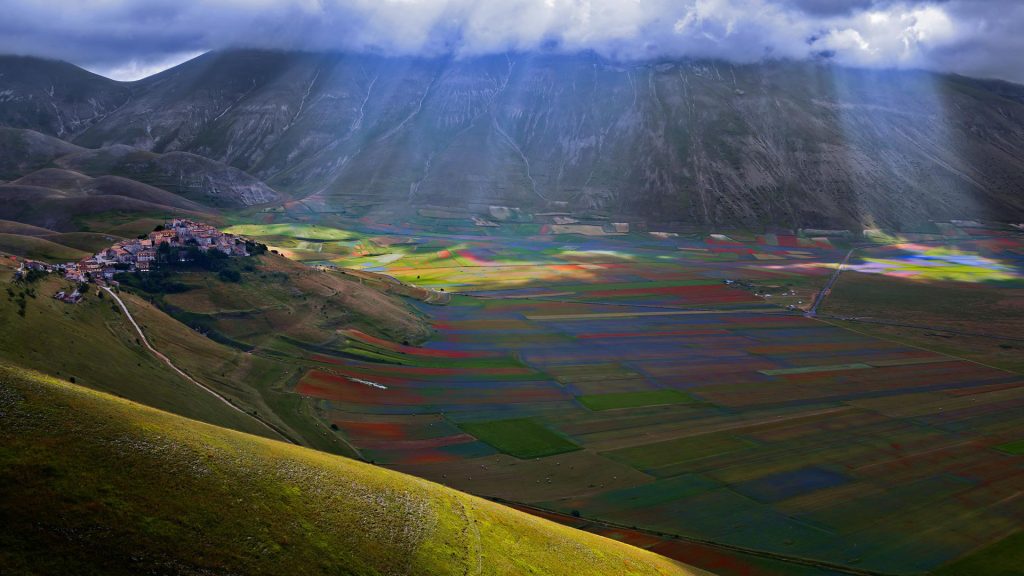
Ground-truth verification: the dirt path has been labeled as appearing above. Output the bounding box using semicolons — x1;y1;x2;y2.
806;248;855;318
103;286;295;443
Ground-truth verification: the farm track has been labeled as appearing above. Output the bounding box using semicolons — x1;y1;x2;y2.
807;248;854;318
103;287;298;444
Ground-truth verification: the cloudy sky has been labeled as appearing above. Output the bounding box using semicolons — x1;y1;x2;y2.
0;0;1021;82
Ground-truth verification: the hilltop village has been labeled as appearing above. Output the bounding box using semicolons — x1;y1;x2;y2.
16;220;251;297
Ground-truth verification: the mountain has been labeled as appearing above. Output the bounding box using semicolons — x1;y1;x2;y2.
5;51;1024;227
0;127;84;180
52;144;280;207
0;363;702;576
0;55;132;139
0;128;281;229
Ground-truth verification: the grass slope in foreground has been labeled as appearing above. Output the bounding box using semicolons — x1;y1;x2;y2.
0;365;704;576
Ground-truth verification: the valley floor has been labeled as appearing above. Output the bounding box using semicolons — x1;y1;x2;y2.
233;214;1024;576
4;209;1022;575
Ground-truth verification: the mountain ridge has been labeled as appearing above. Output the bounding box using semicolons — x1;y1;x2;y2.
3;51;1024;227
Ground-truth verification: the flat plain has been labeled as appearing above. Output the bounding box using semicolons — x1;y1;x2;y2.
231;215;1024;576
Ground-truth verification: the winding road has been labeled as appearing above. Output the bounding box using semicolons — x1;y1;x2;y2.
102;286;294;443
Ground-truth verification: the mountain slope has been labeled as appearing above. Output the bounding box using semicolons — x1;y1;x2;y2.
0;182;210;231
0;127;84;180
53;50;1024;228
0;55;131;139
0;127;282;230
0;263;272;436
53;145;280;207
11;169;208;211
0;363;703;576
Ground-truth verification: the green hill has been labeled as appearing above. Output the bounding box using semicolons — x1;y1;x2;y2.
0;127;85;180
0;261;272;437
125;251;433;351
0;252;433;457
0;363;703;576
40;231;125;253
0;232;90;262
0;219;56;236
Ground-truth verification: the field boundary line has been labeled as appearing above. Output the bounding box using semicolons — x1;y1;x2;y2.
525;308;787;320
816;316;1021;376
817;314;1024;343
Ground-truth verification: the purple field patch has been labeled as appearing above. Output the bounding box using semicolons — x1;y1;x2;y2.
733;466;851;503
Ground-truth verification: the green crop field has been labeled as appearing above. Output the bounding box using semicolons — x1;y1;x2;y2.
933;531;1024;576
459;418;582;459
604;434;754;471
995;440;1024;455
578;390;696;411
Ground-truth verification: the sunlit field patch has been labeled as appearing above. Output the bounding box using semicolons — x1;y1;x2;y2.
222;223;358;241
846;243;1023;282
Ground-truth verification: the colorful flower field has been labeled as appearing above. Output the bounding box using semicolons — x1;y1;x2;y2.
251;218;1024;576
844;239;1024;282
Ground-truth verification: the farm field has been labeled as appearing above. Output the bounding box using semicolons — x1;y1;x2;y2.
208;217;1024;574
821;237;1024;373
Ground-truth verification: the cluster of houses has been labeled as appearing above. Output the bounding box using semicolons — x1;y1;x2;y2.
17;220;250;295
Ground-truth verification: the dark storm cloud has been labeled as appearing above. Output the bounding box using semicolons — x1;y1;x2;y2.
0;1;1020;83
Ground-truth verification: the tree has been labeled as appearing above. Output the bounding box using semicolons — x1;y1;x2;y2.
157;242;171;264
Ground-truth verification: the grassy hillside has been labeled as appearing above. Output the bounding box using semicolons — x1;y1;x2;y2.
40;231;125;253
0;219;55;236
0;251;433;457
55;145;280;208
0;259;269;437
131;252;432;351
0;364;702;576
0;232;90;262
11;169;210;212
0;127;84;180
114;288;360;457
